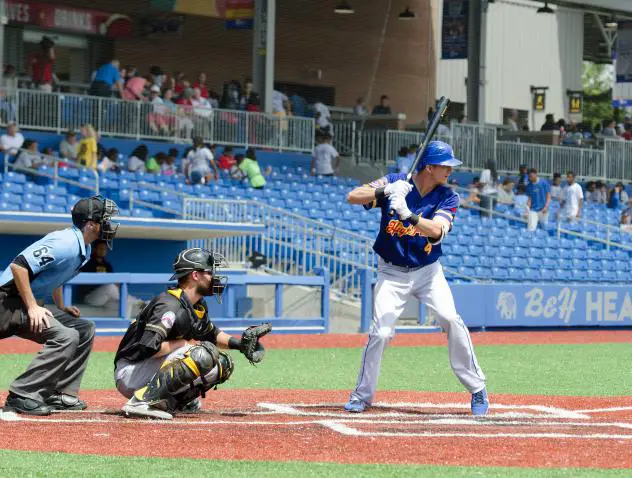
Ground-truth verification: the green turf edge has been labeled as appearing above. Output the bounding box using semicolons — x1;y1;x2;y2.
1;342;631;396
0;450;628;478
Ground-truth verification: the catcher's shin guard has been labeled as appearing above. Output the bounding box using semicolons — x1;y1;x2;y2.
133;342;234;412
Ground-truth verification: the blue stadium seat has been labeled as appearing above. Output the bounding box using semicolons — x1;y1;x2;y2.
23;193;45;206
540;269;556;281
542;257;557;269
2;182;23;194
1;191;22;204
21;203;43;213
571;259;587;271
493;256;510;268
45;184;68;196
132;208;154;218
44;204;66;214
0;201;19;211
491;267;508;280
523;268;540;280
554;269;572;281
474;266;492;280
498;246;513;257
23;183;45;195
4;172;26;183
462;255;479;267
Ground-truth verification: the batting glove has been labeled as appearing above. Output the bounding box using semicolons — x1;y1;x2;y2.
390;194;412;220
384;180;413;197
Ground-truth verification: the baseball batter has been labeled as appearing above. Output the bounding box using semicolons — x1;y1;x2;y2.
344;141;488;415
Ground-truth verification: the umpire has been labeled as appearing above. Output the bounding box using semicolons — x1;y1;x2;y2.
0;195;119;416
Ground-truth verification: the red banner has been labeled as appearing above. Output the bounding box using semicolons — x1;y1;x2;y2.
6;0;131;37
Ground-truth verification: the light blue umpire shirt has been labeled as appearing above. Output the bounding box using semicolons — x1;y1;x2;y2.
0;226;91;301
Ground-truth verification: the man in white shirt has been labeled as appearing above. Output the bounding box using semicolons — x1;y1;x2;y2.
191;88;212;118
560;171;583;222
311;133;339;176
0;122;25;157
186;137;218;184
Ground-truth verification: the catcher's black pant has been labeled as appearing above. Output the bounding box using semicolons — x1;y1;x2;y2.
8;311;95;402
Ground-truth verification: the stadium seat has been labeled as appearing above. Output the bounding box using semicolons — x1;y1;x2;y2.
491;267;508;280
540;269;555;281
21;203;44;213
23;193;45;206
44;204;66;214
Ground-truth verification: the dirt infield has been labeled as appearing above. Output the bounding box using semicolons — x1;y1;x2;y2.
1;389;632;469
2;330;632;354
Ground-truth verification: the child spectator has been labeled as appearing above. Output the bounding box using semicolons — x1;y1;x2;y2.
59;130;79;163
497;179;515;204
514;184;529;217
127;144;148;172
237;148;271;189
550;173;563;202
77;123;98;169
608;183;628;209
218;146;236;170
597;182;608;204
145;152;163;174
311;132;339;176
98;148;120;173
161;150;177;176
585;181;600;203
13;139;44;169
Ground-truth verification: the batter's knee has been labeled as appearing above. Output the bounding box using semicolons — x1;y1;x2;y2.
370;326;394;342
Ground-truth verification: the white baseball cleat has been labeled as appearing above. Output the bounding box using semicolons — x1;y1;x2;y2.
122;397;173;420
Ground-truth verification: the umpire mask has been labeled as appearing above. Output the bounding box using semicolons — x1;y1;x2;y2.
71;195;120;249
170;248;228;303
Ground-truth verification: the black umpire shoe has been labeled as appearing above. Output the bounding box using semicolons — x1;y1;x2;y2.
4;392;52;416
45;393;87;411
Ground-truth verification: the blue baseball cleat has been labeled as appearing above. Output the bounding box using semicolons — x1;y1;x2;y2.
344;399;368;413
471;388;489;416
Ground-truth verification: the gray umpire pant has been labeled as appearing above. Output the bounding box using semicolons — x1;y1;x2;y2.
9;311;96;402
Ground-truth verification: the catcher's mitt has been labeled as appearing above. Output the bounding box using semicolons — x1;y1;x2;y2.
240;322;272;365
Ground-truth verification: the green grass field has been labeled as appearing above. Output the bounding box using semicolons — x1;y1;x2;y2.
1;341;631;476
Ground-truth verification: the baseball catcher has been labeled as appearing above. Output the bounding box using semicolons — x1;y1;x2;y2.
114;247;271;419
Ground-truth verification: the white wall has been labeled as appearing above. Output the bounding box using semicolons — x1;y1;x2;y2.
436;0;584;127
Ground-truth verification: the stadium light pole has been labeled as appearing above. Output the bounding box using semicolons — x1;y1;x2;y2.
253;0;276;114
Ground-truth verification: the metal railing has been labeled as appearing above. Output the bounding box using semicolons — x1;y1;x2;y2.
332;119;629;182
0;88;315;153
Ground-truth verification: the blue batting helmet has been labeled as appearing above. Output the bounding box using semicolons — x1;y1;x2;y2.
416;141;462;171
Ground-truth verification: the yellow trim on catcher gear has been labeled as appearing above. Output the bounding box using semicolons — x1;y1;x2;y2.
134;385;148;401
182;354;201;377
168;288;206;319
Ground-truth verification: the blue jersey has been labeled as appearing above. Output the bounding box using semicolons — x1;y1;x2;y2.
369;173;459;268
525;179;550;212
0;226;90;301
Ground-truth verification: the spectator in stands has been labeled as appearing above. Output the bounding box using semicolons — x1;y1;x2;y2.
161;149;178;176
372;95;392;115
185;137;218;184
13;139;45;170
122;75;147;102
623;124;632;141
123;65;137;85
311;132;339;176
525;168;551;231
89;60;123;98
148;85;170;135
608;182;628;209
288;90;307;117
192;72;209;98
236;148;271;189
313;99;333;136
191;87;212;116
78;240;141;316
98;148;120;173
353;97;368;116
602;119;617;137
559;171;583;222
77;124;98;169
540;114;556;131
596;181;608;204
437;117;451;137
59;130;79;163
396;146;412;174
514;184;529;217
0;122;24;158
271;89;290;117
460;178;481;208
218;146;236;171
176;87;193;107
550;173;563;202
144;152;162;174
127;144;149;173
585;181;600;203
506;110;519;131
174;72;187;97
148;65;164;89
0;65;17;122
517;164;529;187
621;197;632;225
29;36;55;92
497;179;515;204
240;78;255;109
478;159;498;218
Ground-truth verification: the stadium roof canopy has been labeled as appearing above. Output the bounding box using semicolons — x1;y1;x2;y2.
527;0;632;16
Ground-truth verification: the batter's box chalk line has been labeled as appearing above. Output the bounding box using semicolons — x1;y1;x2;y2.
256;402;591;420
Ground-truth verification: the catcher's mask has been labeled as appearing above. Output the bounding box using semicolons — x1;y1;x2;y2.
71;195;120;250
170;247;228;303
